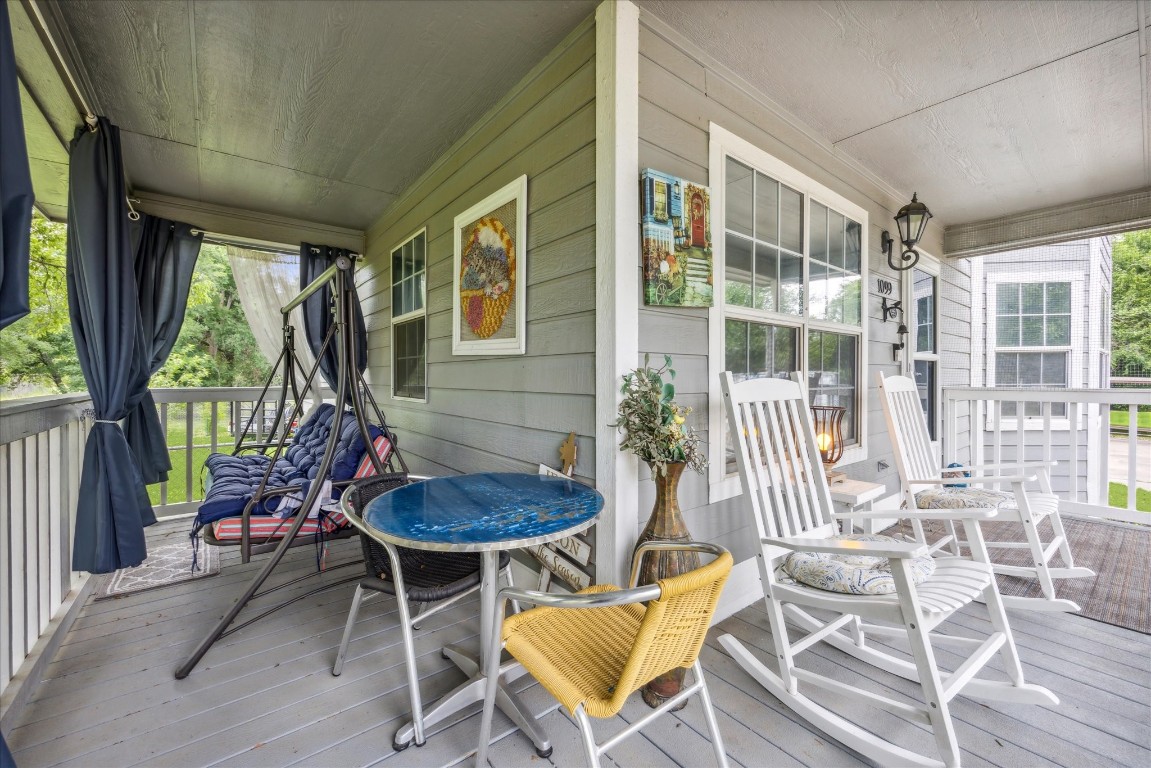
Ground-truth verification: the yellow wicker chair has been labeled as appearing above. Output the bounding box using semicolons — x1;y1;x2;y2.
475;541;732;768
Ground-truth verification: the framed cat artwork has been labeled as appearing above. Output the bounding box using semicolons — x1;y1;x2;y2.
452;175;528;355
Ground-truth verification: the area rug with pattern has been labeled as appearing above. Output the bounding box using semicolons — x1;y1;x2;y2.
903;517;1149;634
96;539;219;600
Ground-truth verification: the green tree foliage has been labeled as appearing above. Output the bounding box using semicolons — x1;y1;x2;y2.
151;244;268;388
1111;230;1151;376
0;223;268;395
0;215;83;394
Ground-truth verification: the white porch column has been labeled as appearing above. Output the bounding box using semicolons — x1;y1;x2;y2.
594;0;640;587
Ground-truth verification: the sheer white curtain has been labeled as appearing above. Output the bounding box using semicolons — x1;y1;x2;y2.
227;246;320;397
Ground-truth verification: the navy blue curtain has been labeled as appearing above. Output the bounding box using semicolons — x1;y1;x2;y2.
300;243;366;401
0;0;34;331
123;216;203;484
67;116;154;573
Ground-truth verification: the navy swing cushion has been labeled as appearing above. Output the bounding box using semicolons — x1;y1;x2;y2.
194;404;383;531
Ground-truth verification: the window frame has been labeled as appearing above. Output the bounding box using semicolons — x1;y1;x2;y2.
390;227;429;403
707;123;869;503
984;270;1084;429
903;254;941;443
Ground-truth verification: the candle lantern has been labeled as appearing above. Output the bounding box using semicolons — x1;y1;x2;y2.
811;405;846;483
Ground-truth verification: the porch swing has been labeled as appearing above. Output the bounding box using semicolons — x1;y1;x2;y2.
177;247;407;678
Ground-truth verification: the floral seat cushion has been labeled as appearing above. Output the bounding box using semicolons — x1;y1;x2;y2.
781;534;936;596
915;487;1015;510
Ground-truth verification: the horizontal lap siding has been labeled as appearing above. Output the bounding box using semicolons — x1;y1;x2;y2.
635;16;971;560
358;20;597;482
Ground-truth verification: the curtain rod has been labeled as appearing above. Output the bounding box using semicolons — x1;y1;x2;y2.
21;0;97;131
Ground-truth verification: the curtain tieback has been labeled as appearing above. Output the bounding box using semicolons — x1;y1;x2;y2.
93;419;120;424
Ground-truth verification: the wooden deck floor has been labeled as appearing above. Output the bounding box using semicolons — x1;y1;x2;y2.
4;521;1149;768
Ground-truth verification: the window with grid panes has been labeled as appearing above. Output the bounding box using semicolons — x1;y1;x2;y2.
993;281;1070;416
911;267;939;439
391;230;427;400
719;151;865;476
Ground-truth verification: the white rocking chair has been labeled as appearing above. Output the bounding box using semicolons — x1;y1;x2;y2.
718;372;1057;768
878;373;1093;613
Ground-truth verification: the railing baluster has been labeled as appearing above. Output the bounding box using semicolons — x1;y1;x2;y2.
1128;404;1138;511
36;432;51;635
1069;401;1080;502
1;442;11;691
160;401;169;507
24;436;39;651
48;427;63;609
186;401;195;503
11;439;26;670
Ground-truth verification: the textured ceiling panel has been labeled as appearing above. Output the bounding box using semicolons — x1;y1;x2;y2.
837;34;1144;223
197;149;394;230
46;0;595;230
637;0;1137;143
52;0;198;144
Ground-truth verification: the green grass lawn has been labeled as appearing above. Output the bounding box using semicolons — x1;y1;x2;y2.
1108;482;1151;512
1109;409;1151;428
147;403;233;505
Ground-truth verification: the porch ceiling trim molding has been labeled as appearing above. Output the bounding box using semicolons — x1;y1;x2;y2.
595;0;640;587
943;188;1151;259
134;192;364;253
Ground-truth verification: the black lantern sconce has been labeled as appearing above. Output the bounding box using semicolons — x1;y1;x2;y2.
880;193;933;271
881;297;909;359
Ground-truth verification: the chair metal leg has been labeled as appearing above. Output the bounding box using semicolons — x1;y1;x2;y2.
693;660;730;768
382;543;425;749
332;583;367;676
574;705;602;768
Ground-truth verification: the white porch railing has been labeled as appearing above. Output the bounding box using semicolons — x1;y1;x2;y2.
0;386;317;699
0;393;91;701
943;387;1151;525
149;387;318;517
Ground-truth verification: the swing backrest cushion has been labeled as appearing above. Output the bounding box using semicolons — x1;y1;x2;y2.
195;404;384;528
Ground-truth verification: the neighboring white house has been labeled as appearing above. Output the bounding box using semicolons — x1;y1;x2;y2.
967;238;1114;501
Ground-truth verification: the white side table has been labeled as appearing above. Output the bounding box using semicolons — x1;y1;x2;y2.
828;478;886;534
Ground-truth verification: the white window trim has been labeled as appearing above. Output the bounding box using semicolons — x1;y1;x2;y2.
983;270;1084;430
707;123;869;503
904;253;941;445
390;227;429;404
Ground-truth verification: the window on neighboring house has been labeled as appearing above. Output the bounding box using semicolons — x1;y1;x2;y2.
993;281;1071;416
709;126;868;497
391;229;427;401
910;266;939;439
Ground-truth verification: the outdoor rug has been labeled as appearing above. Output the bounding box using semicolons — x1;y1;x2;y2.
903;517;1149;634
987;517;1149;634
96;540;219;600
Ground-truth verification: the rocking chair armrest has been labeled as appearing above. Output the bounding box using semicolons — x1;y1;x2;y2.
764;536;929;560
907;474;1036;485
939;460;1056;475
829;508;996;522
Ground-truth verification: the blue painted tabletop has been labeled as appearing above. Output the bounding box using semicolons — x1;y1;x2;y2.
361;472;604;552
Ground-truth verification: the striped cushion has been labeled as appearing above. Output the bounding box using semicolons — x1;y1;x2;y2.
354;435;393;478
211;508;349;541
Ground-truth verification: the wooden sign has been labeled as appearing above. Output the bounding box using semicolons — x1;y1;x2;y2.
528;545;592;591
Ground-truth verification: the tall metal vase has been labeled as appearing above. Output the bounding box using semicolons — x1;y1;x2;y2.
635;461;700;709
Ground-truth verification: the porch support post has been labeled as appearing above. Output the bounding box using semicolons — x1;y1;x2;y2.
594;0;640;587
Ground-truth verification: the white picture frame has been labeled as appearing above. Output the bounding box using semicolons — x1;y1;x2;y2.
452;175;528;355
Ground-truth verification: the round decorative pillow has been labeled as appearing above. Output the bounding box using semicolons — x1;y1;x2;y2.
781;534;936;596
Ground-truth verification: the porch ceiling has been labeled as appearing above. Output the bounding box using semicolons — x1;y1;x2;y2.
13;0;597;231
637;0;1150;228
11;0;1150;234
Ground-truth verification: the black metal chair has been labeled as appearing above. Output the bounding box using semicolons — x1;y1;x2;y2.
332;473;513;748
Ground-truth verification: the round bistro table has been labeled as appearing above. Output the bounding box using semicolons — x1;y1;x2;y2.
360;471;603;755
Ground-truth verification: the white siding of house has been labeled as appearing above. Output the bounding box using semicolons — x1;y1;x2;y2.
633;13;969;581
357;19;597;485
966;238;1113;501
